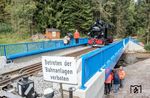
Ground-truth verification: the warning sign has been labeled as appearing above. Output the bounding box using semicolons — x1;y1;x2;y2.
42;56;78;84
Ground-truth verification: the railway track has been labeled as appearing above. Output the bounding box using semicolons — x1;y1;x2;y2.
0;47;96;86
0;63;42;86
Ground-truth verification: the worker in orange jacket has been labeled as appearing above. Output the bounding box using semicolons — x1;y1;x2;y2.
105;72;113;95
118;66;126;88
74;30;80;44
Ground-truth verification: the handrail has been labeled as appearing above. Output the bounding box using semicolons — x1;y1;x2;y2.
80;38;129;89
0;38;88;59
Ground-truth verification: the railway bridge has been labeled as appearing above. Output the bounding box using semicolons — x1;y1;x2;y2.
0;38;135;98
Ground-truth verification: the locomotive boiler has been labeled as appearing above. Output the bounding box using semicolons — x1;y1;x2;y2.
88;20;113;46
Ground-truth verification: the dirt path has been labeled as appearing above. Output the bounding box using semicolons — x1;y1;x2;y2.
104;58;150;98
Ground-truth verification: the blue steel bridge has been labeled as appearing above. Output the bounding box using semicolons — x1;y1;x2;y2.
0;37;130;90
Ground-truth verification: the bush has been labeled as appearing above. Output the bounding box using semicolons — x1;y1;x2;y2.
144;44;150;51
0;22;13;33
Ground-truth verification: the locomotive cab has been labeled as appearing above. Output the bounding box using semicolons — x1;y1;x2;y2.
88;20;113;47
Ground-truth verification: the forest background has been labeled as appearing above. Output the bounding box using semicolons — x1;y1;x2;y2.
0;0;149;47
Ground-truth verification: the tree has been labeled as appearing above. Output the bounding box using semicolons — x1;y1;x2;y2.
109;0;137;38
34;0;65;34
135;0;150;43
34;0;93;36
5;0;36;34
62;0;93;33
2;0;149;41
124;0;136;36
0;0;9;22
0;0;12;33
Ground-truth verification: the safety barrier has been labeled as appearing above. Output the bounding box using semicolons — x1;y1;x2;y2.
0;38;88;59
81;38;129;89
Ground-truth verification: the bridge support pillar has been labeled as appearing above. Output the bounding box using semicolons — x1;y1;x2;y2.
76;69;105;98
0;56;7;69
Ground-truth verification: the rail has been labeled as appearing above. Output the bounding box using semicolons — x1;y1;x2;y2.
0;38;88;59
0;47;96;86
80;38;130;89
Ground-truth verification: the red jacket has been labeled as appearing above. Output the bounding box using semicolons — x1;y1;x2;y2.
105;73;113;83
74;31;80;39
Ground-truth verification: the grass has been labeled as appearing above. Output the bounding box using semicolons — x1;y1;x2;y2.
0;33;58;56
0;33;30;56
0;33;32;44
0;32;53;44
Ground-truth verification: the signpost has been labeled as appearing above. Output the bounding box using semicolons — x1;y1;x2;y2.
42;56;78;98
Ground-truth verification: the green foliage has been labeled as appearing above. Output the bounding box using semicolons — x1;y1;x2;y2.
0;22;12;33
144;44;150;51
0;0;149;44
5;0;36;34
0;0;9;22
62;0;93;33
34;0;93;36
34;0;65;33
135;0;150;44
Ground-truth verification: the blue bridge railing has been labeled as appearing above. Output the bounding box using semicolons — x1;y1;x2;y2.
81;38;129;89
0;38;88;59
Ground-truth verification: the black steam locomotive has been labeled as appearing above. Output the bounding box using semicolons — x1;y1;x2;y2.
88;20;113;46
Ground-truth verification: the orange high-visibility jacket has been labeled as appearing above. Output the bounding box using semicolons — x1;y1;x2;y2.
74;31;80;39
118;70;126;80
105;73;113;83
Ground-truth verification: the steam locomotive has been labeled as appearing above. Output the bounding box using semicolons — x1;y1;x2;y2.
88;20;113;46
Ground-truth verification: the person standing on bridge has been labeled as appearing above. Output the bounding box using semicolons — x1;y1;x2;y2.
118;66;126;88
113;69;120;93
63;33;71;45
105;71;113;95
74;30;80;44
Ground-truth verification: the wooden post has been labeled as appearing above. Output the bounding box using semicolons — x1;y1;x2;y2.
60;83;64;98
